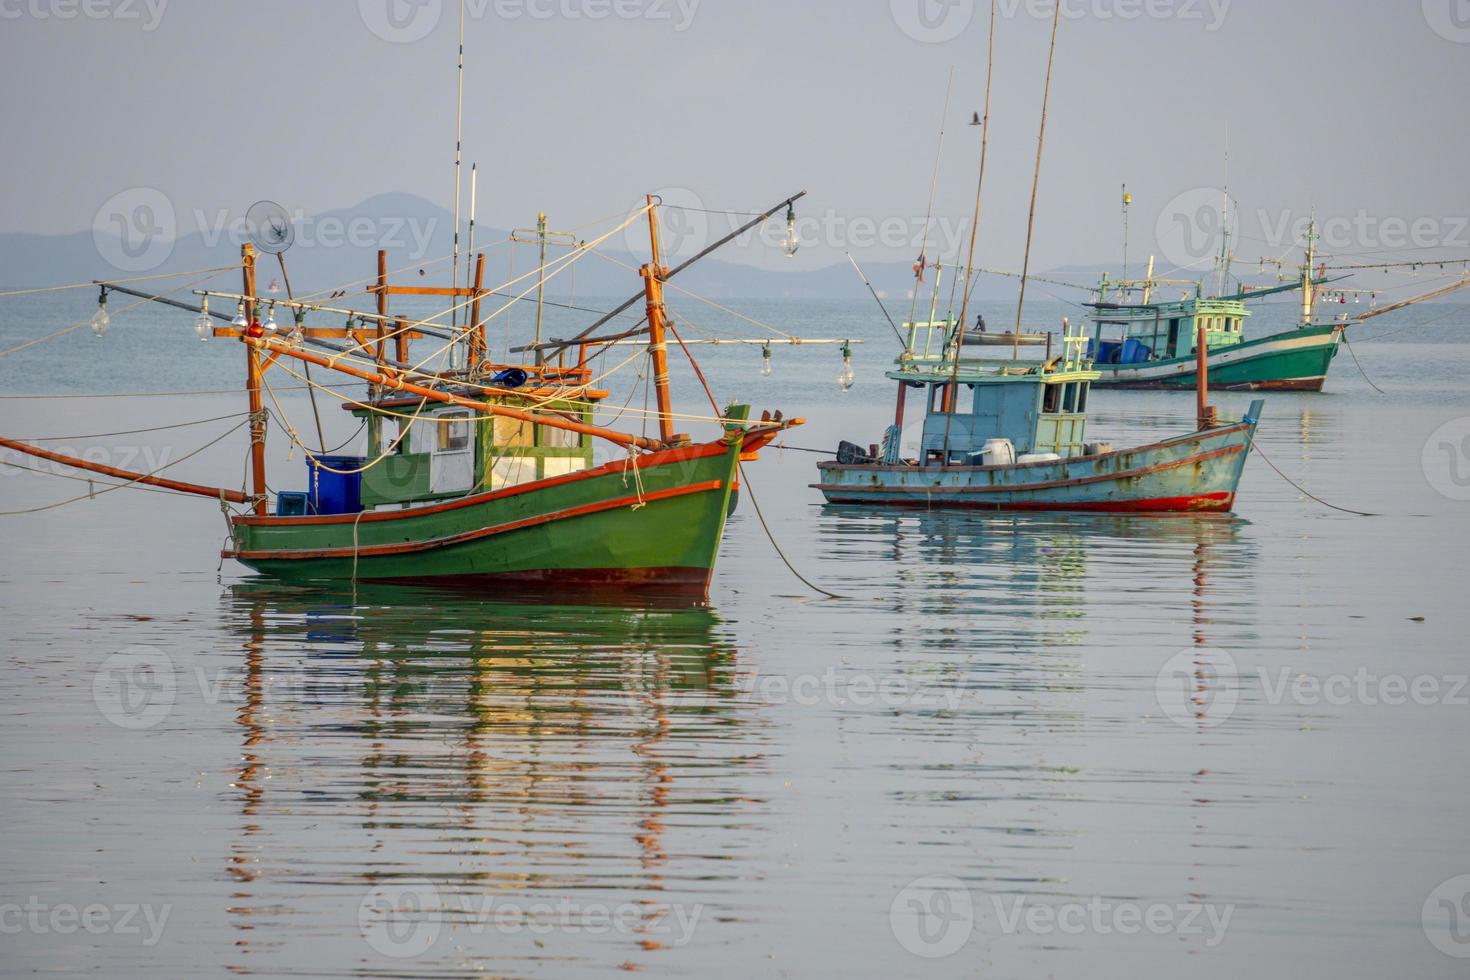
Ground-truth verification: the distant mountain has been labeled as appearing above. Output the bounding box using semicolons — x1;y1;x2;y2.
3;193;1457;307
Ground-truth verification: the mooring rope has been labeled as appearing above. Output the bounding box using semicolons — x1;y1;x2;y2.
1248;436;1377;517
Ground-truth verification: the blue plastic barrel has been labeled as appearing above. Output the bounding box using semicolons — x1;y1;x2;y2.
1121;338;1152;364
307;455;365;515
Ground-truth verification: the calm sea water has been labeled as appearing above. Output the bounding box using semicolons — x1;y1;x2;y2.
2;288;1469;978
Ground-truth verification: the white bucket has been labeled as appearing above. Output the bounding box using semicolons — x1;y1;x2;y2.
980;438;1015;467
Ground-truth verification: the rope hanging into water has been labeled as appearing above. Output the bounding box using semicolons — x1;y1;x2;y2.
1248;436;1377;517
736;461;845;600
1339;335;1386;395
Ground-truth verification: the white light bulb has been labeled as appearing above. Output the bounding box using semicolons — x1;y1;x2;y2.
90;303;110;338
761;345;773;377
263;303;279;333
194;311;211;341
231;302;248;328
837;353;855;391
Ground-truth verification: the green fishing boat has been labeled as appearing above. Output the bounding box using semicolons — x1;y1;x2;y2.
2;194;814;600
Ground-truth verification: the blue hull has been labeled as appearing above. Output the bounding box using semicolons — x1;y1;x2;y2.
813;405;1261;513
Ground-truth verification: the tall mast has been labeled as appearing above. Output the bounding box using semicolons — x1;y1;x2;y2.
450;0;466;361
1011;0;1062;359
1215;138;1232;297
534;211;548;365
940;0;997;464
640;196;676;443
1120;184;1131;286
242;243;267;516
907;68;956;334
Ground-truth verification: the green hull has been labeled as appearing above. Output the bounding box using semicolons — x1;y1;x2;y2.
226;440;743;597
1093;324;1342;392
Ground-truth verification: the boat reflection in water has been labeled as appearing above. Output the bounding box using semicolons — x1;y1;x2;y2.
220;582;766;974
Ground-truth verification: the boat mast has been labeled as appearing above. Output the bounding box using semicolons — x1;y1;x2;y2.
1010;1;1062;360
937;0;997;463
242;243;267;515
640;195;677;443
1301;218;1318;326
450;0;467;364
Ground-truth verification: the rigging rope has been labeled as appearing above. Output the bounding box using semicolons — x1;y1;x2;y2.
0;419;249;516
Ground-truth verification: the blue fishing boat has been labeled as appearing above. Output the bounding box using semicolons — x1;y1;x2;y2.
813;320;1262;513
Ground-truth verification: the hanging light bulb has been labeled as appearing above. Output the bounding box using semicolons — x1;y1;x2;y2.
263;302;279;333
287;310;305;346
194;297;212;341
782;203;799;258
836;341;855;391
760;342;773;377
231;301;249;329
90;287;111;337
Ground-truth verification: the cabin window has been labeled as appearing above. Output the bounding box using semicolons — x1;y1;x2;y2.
1075;383;1089;413
1062;383;1077;413
436;411;470;453
1043;383;1061;414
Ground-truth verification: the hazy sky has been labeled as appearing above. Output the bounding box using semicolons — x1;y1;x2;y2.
2;0;1467;274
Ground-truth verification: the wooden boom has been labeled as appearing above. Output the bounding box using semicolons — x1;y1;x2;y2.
244;335;667;452
0;436;249;503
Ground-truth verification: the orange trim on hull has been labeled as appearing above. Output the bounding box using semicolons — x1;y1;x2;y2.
225;480;724;561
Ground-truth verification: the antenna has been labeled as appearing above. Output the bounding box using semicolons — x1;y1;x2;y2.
907;67;955;332
1215;132;1232;297
1011;0;1062;359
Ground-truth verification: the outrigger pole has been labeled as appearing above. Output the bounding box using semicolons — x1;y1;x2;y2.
0;436;249;504
241;334;666;452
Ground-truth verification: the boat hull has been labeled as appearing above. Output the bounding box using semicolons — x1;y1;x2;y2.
225;439;745;597
1092;324;1341;392
813;406;1261;513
